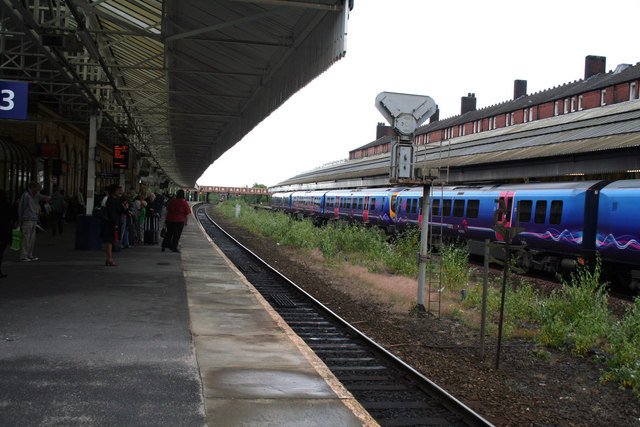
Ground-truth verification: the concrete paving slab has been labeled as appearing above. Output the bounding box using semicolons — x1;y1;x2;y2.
206;398;368;427
194;335;321;371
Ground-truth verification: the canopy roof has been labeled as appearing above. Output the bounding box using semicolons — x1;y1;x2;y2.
0;0;350;186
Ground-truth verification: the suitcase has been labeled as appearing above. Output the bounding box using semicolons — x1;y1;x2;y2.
144;215;158;244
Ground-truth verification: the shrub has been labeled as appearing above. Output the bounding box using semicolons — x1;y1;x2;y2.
602;297;640;396
536;258;612;356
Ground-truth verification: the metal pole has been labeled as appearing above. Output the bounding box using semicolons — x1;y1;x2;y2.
416;182;431;311
85;114;98;214
496;243;510;369
479;238;489;358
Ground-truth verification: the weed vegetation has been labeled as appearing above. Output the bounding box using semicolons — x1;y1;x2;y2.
217;200;640;396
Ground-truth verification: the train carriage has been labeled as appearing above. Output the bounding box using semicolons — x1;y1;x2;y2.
596;180;640;289
270;179;640;290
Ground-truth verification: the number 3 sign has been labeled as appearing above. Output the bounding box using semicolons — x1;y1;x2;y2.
0;81;28;120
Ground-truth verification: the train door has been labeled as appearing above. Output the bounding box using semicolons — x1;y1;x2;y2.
363;196;370;223
334;196;340;218
495;191;515;241
389;191;400;222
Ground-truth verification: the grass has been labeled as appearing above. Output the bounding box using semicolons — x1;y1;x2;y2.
216;200;640;397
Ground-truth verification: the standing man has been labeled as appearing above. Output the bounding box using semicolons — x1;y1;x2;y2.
18;182;49;262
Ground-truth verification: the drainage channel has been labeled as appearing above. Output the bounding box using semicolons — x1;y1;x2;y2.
196;204;492;427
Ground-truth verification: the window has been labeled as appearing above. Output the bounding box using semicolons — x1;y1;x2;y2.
411;198;418;214
357;198;363;210
518;200;532;223
571;96;576;112
578;95;583;111
564;99;569;114
510;112;515;124
631;82;637;100
601;89;607;106
493;117;497;128
529;108;534;121
418;197;423;215
431;198;441;216
554;101;559;116
534;200;547;224
466;200;479;218
452;199;465;217
442;199;452;216
549;201;563;224
505;113;510;126
523;108;528;123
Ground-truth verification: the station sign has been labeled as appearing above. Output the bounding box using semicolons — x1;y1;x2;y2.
113;144;129;169
0;80;28;120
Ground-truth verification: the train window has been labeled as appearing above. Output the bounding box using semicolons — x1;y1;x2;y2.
431;199;441;216
442;199;452;216
466;200;479;218
412;198;418;214
518;200;532;223
453;199;465;217
418;197;423;215
549;201;563;224
534;200;547;224
358;198;363;210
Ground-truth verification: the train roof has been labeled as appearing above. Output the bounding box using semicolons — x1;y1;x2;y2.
601;179;640;190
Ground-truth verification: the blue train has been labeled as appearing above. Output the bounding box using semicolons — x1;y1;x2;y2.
271;180;640;291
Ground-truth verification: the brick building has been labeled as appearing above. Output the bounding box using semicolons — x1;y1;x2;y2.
349;56;640;160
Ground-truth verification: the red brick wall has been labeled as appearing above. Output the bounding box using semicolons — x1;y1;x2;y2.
614;82;630;103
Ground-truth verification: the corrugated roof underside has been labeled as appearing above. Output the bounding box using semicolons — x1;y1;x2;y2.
164;0;346;186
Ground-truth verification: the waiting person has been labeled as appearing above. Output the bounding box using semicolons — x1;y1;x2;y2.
0;190;15;277
18;182;49;262
136;199;147;244
161;189;191;253
50;187;66;235
101;184;121;266
116;196;131;249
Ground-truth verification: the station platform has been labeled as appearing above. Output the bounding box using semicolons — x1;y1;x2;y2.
0;211;375;426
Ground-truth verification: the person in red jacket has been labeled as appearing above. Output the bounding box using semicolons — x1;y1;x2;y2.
161;189;191;253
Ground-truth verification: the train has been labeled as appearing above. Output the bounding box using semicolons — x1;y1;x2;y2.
271;180;640;291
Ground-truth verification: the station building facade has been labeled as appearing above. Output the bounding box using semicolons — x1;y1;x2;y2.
0;103;142;208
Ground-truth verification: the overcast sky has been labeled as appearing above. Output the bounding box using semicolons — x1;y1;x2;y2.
196;0;638;188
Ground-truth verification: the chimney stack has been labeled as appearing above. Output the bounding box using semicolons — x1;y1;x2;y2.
585;55;606;79
514;80;527;100
430;107;439;123
376;122;392;139
461;93;476;115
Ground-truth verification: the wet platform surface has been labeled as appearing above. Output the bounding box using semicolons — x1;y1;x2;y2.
0;211;374;426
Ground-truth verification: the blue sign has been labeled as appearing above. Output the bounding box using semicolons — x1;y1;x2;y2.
0;81;28;120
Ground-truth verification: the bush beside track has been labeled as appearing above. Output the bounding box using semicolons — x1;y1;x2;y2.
217;200;640;397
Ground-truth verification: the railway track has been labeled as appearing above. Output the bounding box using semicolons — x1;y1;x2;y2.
196;204;492;427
